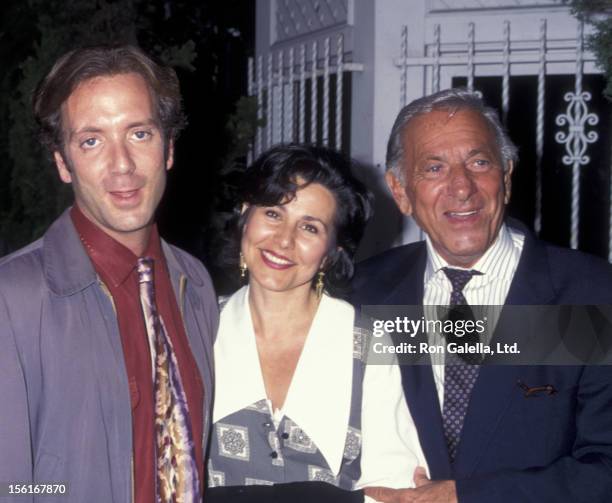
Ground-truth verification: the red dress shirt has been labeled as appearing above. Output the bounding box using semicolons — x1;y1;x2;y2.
71;206;204;502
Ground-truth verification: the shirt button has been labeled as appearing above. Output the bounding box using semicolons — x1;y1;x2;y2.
263;422;272;428
270;451;278;459
281;432;289;439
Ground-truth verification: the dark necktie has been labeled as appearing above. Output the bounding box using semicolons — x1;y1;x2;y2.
137;258;200;502
441;267;480;462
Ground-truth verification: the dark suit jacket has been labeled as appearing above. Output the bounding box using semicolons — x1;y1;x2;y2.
350;223;612;502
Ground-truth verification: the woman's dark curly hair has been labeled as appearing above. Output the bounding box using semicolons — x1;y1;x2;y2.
217;144;373;296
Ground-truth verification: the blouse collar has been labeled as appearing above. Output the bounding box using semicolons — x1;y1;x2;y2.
213;286;355;476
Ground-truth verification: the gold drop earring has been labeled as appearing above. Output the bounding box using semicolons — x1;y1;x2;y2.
315;270;325;298
239;252;248;279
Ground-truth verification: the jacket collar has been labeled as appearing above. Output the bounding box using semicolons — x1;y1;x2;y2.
43;209;202;296
43;209;98;296
385;243;427;306
385;218;553;306
504;218;555;304
161;240;204;287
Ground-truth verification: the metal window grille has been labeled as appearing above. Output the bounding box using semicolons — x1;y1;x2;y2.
248;34;363;159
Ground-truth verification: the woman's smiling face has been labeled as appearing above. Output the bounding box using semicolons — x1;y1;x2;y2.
241;181;337;295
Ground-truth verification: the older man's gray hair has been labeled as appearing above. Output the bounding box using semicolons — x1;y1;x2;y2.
386;88;518;180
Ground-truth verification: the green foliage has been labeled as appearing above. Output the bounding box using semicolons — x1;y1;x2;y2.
159;40;198;72
569;0;612;99
224;95;266;168
0;0;198;253
569;0;612;15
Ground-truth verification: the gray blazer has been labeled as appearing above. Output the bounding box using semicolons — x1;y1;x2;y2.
0;209;218;502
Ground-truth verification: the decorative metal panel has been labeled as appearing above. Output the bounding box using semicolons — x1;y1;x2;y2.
429;0;565;11
276;0;349;42
249;34;354;157
554;22;599;250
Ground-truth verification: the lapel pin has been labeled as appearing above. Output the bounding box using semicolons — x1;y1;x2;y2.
517;380;557;397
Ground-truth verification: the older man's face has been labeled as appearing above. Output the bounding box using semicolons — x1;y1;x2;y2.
386;108;512;267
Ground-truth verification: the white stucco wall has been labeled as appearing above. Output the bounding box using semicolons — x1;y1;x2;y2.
254;0;600;255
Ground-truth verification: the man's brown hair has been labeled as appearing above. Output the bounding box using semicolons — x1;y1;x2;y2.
33;44;186;153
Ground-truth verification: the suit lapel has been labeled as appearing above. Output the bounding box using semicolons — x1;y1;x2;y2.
380;243;426;306
505;220;555;305
401;364;452;478
454;223;556;475
452;364;522;477
384;245;453;478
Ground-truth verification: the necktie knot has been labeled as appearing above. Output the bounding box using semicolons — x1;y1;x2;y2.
137;257;154;284
442;267;481;302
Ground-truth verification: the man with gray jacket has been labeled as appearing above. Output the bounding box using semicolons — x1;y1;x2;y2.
0;45;217;502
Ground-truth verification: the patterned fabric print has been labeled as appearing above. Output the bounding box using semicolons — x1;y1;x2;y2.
441;267;481;462
343;426;362;462
216;423;251;461
443;360;479;461
353;326;367;361
137;258;199;503
307;465;340;486
245;399;270;414
245;478;274;486
284;419;317;453
207;461;226;488
208;326;367;489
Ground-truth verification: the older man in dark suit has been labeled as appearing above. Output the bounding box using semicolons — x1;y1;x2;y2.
351;88;612;503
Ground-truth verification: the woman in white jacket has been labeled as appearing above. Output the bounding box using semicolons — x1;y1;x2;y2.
207;144;427;502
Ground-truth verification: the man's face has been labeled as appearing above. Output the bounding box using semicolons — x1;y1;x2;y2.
54;72;172;249
386;108;512;267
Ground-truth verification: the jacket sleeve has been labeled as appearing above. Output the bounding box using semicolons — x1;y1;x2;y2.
0;292;34;502
456;365;612;503
356;333;428;491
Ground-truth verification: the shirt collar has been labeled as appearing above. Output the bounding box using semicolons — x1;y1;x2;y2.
213;286;354;476
424;223;517;287
70;204;163;287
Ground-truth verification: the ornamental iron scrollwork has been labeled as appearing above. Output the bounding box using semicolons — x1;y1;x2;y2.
554;20;599;251
555;91;599;167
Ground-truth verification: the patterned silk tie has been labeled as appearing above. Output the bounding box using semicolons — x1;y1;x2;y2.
137;258;200;502
441;267;481;462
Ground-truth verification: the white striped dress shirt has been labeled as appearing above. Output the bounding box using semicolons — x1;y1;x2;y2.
422;224;525;409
